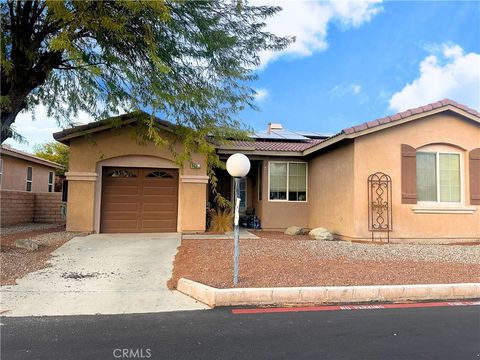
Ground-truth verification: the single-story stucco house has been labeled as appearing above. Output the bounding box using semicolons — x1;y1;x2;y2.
0;144;63;193
53;99;480;243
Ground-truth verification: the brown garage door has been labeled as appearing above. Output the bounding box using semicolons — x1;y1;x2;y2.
100;167;178;233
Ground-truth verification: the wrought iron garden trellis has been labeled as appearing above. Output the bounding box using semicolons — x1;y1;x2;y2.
368;172;393;242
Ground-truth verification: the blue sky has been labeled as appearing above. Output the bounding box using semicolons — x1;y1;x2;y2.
6;0;480;150
241;0;480;134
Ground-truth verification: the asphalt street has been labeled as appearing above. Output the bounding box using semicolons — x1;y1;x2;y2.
1;304;479;360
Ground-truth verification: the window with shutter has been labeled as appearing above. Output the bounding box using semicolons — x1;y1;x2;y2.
416;152;461;203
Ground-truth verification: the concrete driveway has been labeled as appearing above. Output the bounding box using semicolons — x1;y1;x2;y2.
1;233;209;317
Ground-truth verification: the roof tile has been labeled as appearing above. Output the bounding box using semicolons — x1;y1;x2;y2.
390;113;402;121
353;123;368;132
410;106;423;115
399;110;412;118
223;139;322;152
378;116;391;125
1;145;63;168
337;98;479;139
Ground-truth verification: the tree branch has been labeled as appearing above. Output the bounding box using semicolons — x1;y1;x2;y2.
8;1;15;34
21;0;33;29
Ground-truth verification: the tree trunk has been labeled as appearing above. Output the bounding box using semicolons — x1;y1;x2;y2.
0;87;31;143
1;116;14;143
1;110;22;143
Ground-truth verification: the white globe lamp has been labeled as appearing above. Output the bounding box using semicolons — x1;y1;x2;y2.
226;153;250;178
226;153;250;286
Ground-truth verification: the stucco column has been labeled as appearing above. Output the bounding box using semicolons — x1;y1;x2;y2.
65;172;97;232
179;175;209;232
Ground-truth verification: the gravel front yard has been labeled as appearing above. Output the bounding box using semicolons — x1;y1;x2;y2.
168;231;480;289
1;223;85;285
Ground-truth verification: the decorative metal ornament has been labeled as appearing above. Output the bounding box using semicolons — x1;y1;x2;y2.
368;172;393;242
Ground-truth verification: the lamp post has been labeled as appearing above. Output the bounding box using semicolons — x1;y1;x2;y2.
226;153;250;286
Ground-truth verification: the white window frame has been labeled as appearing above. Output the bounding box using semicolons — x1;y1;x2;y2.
48;171;54;192
26;166;33;192
268;161;308;202
417;151;464;207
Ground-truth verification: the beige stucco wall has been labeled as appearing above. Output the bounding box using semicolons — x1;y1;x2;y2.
350;112;480;242
257;112;479;241
307;142;355;236
67;181;96;231
1;155;55;193
66;126;207;233
257;157;309;230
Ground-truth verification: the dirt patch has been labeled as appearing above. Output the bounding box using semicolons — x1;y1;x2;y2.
168;232;480;289
61;272;101;280
1;229;85;285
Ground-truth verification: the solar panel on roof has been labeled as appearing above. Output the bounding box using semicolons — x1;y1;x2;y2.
252;131;285;139
275;129;309;140
295;131;333;138
253;129;310;141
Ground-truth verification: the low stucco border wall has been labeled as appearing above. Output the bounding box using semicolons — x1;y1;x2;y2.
334;233;480;244
177;278;480;307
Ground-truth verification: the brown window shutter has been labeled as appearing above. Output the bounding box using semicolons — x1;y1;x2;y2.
401;144;417;204
469;148;480;205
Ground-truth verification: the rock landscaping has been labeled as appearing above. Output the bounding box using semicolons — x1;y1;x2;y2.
14;239;39;251
284;226;306;235
309;227;334;241
1;223;84;285
168;231;480;289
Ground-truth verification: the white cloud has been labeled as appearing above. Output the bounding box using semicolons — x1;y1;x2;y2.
389;44;480;112
4;105;94;152
351;84;362;94
256;0;383;68
442;43;464;59
329;83;362;97
253;88;269;102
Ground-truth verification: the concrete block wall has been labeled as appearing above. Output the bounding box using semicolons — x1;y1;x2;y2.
1;190;65;226
34;193;65;224
1;190;35;226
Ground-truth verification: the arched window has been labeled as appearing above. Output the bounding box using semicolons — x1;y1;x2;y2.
106;169;138;178
145;170;174;178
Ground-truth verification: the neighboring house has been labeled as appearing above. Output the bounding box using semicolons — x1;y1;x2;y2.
0;145;63;193
54;99;480;242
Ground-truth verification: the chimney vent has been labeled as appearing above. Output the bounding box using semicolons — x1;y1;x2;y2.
268;122;283;133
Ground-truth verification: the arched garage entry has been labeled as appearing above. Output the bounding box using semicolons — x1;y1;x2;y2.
94;155;180;233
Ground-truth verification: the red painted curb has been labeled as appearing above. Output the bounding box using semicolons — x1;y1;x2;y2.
232;300;480;315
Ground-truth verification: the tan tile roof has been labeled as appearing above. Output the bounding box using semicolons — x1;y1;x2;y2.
222;139;323;152
222;99;480;155
1;145;64;169
302;98;480;155
341;98;480;135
